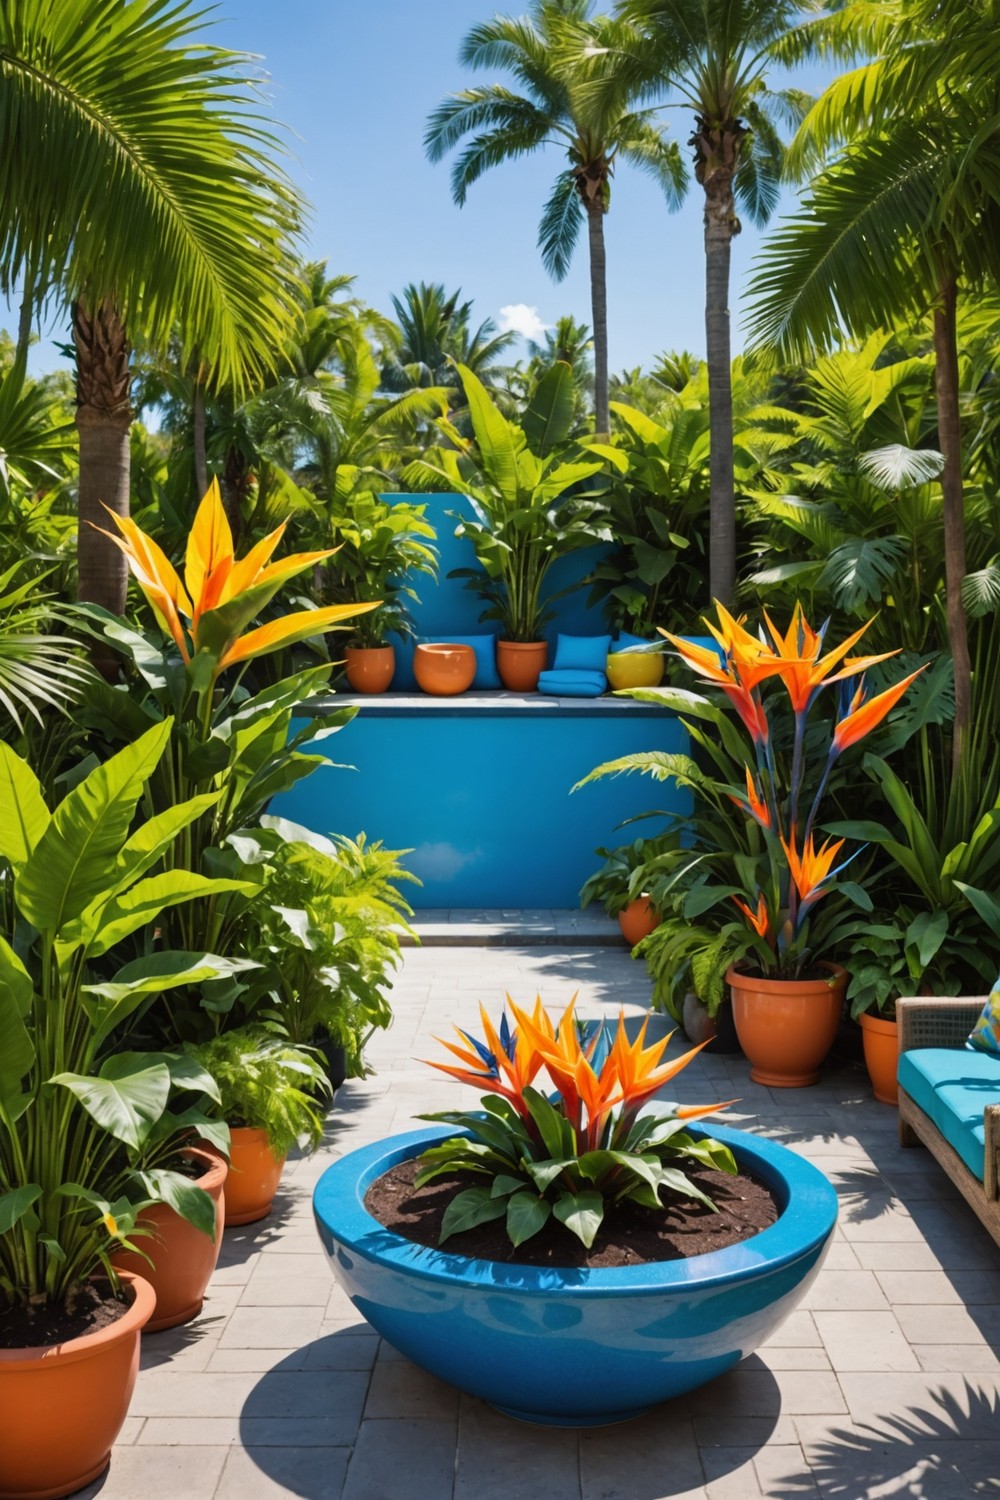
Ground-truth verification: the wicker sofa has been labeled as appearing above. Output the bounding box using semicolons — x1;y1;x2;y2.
896;996;1000;1247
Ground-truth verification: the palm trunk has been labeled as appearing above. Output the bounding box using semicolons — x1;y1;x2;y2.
585;198;610;438
696;117;744;608
73;298;132;659
193;379;208;501
932;273;971;772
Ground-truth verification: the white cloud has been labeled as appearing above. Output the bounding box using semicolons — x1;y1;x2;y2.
497;303;550;343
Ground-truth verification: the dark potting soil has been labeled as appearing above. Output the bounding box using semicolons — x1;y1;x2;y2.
366;1158;780;1269
0;1281;135;1350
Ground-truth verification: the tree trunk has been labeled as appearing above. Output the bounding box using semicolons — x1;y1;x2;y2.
193;379;208;501
932;273;971;773
585;197;610;438
222;443;248;545
74;299;132;655
695;116;744;608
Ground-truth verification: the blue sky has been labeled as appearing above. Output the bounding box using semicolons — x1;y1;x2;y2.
12;1;837;378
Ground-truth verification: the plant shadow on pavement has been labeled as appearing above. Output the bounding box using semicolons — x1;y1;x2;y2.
770;1381;1000;1497
239;1341;783;1499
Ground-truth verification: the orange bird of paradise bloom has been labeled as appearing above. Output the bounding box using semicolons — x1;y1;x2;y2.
729;767;771;829
97;479;378;676
832;667;927;755
732;891;770;939
780;832;848;908
664;602;900;722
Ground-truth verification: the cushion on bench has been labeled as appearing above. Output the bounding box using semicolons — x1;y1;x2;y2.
897;1047;998;1182
536;669;607;698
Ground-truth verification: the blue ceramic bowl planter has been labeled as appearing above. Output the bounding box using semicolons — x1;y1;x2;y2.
313;1123;837;1426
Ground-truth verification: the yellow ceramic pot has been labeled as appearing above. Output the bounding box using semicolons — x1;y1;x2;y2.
605;650;664;690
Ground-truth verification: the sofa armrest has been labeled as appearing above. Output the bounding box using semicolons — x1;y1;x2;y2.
896;996;987;1053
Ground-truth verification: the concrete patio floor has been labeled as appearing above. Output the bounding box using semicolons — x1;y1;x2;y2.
85;939;1000;1499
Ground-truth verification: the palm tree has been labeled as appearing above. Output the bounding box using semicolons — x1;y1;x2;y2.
380;282;515;406
0;0;302;625
604;0;810;603
744;0;1000;766
425;0;687;435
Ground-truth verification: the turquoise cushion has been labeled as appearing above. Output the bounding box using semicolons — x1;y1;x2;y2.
969;982;1000;1056
553;634;612;673
419;634;500;690
897;1047;1000;1182
537;669;607;698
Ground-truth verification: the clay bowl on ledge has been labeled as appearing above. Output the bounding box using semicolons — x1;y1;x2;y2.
413;642;477;696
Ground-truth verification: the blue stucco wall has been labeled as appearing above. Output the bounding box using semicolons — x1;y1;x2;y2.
275;698;686;909
384;493;612;690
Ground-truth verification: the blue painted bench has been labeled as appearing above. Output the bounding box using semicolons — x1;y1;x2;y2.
897;996;1000;1247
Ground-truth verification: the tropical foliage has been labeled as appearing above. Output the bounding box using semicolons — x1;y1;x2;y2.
417;999;735;1249
406;362;609;640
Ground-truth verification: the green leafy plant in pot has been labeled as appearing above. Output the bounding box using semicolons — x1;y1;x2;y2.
0;720;256;1498
405;361;609;690
242;821;416;1086
188;1025;329;1225
319;486;438;693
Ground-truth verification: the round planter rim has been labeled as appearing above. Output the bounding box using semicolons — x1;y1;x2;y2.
313;1122;838;1298
858;1011;897;1034
0;1270;154;1371
726;961;847;997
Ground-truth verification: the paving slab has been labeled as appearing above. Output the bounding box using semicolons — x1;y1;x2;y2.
117;928;1000;1497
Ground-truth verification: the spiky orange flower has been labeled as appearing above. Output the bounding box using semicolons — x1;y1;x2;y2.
424;1000;545;1118
781;832;847;908
99;479;377;675
761;605;899;716
732;891;769;939
729;767;771;829
832;667;927;754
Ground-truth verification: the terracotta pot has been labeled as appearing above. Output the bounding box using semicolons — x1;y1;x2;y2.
413;642;476;696
496;639;548;692
727;963;847;1088
111;1144;227;1332
681;993;742;1055
618;896;661;948
224;1126;286;1226
605;651;664;691
0;1271;154;1500
859;1011;899;1105
344;645;395;694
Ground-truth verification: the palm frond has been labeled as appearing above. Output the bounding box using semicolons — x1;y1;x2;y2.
859;444;944;489
537;170;583;281
0;0;303;390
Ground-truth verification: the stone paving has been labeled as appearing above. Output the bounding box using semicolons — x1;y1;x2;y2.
84;940;1000;1499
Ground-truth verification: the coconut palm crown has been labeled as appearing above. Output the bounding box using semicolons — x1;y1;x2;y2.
425;0;687;435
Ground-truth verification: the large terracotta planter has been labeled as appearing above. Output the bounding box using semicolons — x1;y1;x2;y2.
605;651;664;691
413;642;476;696
313;1124;837;1426
224;1127;286;1226
859;1011;899;1105
344;645;395;694
727;963;847;1088
0;1271;154;1500
111;1144;227;1331
618;896;661;947
496;639;547;692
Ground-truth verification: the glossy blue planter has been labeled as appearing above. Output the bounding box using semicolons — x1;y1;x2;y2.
313;1123;837;1426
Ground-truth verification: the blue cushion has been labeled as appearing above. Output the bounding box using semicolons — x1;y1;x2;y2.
611;631;660;654
553;634;612;673
419;634;500;689
897;1047;1000;1181
537;669;607;698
